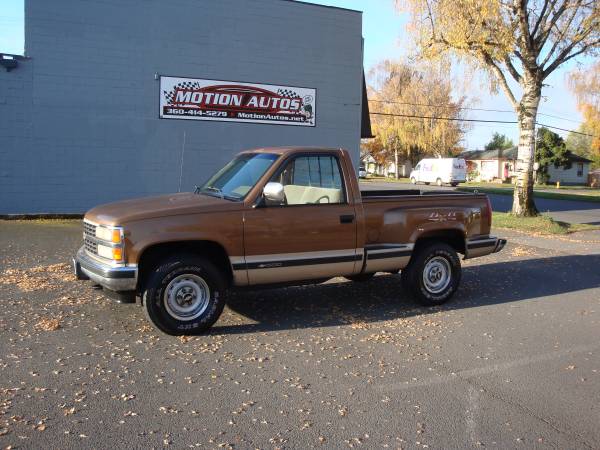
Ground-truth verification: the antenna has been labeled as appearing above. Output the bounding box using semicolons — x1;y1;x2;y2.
178;131;186;193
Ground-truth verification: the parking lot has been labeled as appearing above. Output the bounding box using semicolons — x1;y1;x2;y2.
1;220;600;449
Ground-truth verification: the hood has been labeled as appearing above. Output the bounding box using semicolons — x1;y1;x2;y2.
85;192;242;225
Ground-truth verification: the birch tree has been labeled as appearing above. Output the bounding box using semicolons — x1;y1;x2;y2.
398;0;600;215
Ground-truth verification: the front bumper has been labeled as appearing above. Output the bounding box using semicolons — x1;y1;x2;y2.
73;246;137;292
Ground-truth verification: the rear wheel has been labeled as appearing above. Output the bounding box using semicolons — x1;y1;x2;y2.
450;182;459;187
436;178;443;186
401;242;461;306
345;273;375;282
142;255;227;335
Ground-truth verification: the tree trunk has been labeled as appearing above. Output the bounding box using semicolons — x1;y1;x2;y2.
511;81;541;216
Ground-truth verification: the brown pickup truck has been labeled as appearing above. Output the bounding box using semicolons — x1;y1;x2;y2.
73;147;506;335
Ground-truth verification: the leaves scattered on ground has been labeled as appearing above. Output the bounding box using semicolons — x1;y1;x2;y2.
34;317;61;331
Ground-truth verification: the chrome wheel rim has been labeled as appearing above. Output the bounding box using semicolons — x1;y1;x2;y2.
164;274;210;321
422;256;451;294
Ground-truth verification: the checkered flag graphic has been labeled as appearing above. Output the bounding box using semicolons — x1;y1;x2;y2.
277;88;300;98
164;81;202;103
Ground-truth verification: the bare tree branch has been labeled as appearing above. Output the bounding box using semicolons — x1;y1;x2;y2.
540;0;584;68
480;51;519;109
535;0;569;50
515;0;535;57
504;55;523;82
543;38;600;78
531;0;555;40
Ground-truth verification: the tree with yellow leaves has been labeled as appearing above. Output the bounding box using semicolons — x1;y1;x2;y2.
569;61;600;168
398;0;600;216
365;60;470;176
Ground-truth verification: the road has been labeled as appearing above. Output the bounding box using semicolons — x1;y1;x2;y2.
361;181;600;225
1;220;600;449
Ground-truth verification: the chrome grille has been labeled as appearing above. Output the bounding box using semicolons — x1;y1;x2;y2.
83;221;98;256
83;221;96;239
84;238;98;255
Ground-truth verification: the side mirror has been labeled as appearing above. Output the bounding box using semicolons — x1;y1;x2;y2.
263;182;285;205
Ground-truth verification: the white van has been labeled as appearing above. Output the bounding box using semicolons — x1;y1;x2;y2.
409;158;466;187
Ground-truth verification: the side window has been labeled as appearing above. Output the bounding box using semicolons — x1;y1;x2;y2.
270;155;345;205
415;164;420;171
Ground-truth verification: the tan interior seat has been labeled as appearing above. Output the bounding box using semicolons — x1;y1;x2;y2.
284;185;341;204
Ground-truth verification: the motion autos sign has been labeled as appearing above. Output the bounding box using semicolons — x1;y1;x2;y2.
159;77;316;126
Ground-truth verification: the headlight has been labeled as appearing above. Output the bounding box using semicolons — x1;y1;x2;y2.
96;225;123;244
97;244;123;262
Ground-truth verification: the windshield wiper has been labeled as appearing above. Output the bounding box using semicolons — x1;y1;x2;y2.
202;186;224;198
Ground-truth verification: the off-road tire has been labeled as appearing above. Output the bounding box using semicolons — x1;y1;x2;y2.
401;242;461;306
142;255;227;335
345;273;375;282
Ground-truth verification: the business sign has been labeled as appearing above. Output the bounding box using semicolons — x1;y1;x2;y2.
159;76;316;126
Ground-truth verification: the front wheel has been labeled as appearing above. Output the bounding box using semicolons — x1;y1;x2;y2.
142;255;227;335
450;182;459;187
401;242;461;306
410;177;417;185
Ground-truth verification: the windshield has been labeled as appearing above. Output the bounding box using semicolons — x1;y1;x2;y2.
199;153;279;201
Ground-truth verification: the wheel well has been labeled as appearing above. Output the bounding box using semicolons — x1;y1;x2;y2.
136;241;233;293
414;230;466;255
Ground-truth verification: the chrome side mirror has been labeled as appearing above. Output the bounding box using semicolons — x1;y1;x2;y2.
263;182;285;205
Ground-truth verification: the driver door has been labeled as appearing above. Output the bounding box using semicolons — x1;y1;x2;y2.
242;153;359;285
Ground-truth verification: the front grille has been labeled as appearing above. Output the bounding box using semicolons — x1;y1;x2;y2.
83;221;96;239
84;238;98;255
83;221;98;256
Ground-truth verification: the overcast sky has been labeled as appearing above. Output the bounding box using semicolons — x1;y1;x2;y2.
0;0;591;149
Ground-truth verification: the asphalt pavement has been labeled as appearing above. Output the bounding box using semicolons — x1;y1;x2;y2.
361;180;600;225
1;220;600;449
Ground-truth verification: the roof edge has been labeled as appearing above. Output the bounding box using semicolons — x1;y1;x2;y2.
280;0;362;14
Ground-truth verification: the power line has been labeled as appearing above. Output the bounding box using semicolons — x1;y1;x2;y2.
368;99;584;124
369;111;598;138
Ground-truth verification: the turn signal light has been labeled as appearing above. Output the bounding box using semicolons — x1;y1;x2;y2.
111;229;121;243
112;247;123;261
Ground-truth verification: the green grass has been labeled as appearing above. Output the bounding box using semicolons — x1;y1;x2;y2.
458;186;600;203
492;212;600;235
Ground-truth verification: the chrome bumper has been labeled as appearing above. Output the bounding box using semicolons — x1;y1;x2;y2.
465;236;507;259
73;246;137;292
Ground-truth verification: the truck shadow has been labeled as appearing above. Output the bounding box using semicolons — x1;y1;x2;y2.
213;254;600;335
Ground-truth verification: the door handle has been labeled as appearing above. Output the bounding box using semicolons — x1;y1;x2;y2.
340;214;355;224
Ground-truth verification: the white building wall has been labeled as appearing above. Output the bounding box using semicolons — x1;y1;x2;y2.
547;163;590;185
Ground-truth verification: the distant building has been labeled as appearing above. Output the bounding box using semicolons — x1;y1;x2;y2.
461;148;518;182
546;153;592;185
461;147;593;185
360;153;413;178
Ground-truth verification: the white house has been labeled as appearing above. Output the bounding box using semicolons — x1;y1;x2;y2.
546;153;592;185
360;153;413;178
461;148;518;182
461;147;593;185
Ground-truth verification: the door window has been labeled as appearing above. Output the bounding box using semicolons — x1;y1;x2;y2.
270;155;345;205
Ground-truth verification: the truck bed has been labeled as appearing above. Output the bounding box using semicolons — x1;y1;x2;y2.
360;189;475;199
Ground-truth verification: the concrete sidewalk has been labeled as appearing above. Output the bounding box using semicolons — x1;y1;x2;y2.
493;227;600;255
